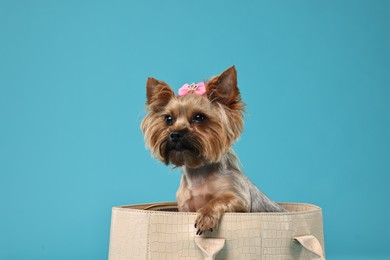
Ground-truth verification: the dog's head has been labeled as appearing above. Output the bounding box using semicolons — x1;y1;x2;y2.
141;66;245;168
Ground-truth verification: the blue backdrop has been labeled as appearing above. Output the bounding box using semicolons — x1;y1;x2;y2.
1;1;389;259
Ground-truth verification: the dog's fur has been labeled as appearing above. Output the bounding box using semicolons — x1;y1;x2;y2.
141;66;286;234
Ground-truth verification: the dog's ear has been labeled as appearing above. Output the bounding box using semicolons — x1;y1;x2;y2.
206;66;241;107
146;77;174;111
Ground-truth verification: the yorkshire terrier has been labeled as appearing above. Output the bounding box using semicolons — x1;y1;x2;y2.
141;66;286;235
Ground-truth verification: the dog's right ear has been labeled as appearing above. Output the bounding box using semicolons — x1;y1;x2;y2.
206;66;241;108
146;77;175;112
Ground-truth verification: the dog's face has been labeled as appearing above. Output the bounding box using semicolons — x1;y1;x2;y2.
141;66;245;168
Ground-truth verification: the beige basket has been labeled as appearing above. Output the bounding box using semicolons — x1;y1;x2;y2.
108;202;325;260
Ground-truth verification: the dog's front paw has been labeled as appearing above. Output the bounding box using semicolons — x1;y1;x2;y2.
194;207;220;235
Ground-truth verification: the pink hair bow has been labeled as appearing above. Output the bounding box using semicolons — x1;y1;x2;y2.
178;82;206;96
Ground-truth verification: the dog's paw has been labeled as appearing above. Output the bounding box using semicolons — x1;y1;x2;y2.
194;207;220;235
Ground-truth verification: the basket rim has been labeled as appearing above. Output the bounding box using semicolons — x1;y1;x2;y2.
112;202;322;216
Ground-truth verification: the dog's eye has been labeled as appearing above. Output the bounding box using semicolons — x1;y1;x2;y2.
192;114;205;123
164;115;174;126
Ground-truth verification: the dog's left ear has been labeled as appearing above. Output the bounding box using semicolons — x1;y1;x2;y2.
145;77;175;112
206;66;241;107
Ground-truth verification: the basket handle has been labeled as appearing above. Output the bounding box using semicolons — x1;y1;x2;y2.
194;237;225;260
293;235;325;259
195;235;324;259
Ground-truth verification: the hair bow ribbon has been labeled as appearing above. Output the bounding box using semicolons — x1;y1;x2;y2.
178;82;206;96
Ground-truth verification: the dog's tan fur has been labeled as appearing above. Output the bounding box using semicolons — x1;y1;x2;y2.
141;66;286;234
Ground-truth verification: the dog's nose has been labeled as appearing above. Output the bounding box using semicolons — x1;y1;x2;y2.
170;131;184;143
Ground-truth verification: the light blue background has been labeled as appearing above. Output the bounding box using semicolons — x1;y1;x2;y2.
1;0;389;259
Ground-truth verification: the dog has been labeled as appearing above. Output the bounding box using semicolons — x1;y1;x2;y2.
141;66;286;235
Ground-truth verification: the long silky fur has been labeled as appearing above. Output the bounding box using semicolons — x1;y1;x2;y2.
141;66;286;234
